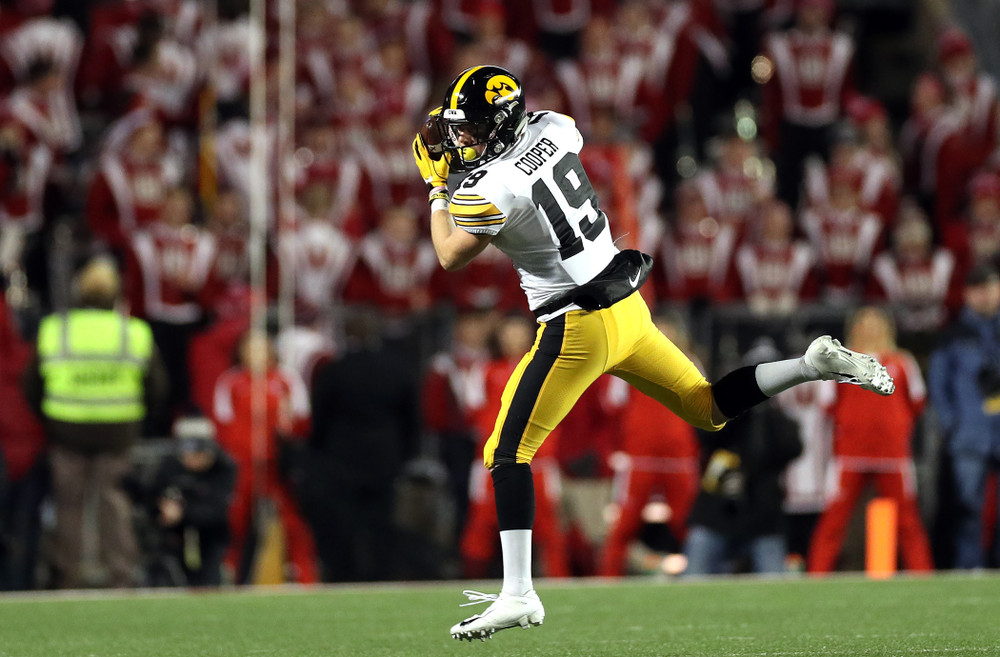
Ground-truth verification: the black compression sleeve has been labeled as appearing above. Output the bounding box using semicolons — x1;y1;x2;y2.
491;462;535;531
711;365;770;420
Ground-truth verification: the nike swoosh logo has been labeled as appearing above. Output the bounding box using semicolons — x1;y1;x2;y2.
629;271;640;287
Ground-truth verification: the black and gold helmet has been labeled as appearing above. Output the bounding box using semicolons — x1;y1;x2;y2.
439;65;528;171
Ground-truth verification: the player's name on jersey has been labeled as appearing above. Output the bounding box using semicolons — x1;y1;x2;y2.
514;137;560;175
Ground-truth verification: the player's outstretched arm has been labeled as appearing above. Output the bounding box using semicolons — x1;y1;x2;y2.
412;111;493;271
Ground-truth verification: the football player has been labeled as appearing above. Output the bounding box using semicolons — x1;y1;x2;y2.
412;65;896;642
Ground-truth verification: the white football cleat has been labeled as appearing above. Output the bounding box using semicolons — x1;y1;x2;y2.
804;335;895;396
450;589;545;641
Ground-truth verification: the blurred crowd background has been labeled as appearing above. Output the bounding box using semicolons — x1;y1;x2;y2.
1;0;999;589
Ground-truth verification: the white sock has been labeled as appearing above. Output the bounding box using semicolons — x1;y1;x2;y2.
499;529;533;596
754;358;820;397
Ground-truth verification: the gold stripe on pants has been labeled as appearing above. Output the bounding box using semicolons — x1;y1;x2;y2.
484;292;724;468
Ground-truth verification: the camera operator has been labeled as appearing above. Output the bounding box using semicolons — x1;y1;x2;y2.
929;263;1000;569
147;417;236;586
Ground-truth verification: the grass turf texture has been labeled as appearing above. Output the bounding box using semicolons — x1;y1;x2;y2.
1;575;998;657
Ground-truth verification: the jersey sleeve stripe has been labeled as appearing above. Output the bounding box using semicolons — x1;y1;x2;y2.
452;193;486;201
450;196;490;206
449;200;504;217
454;213;505;223
455;215;506;227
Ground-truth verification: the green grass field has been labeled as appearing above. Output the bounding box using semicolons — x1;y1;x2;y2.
1;574;998;657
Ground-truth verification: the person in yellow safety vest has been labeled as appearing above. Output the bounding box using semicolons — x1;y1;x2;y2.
21;257;168;589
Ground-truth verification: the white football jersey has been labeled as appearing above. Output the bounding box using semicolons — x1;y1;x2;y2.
447;111;619;317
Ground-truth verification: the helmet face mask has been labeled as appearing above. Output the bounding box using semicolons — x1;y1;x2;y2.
440;65;527;171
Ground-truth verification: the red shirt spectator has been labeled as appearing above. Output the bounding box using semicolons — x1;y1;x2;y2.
800;168;882;302
331;67;377;144
462;2;532;77
0;56;75;249
294;124;373;239
360;0;453;77
81;3;194;116
213;365;310;465
808;307;933;573
357;113;428;216
86;116;181;249
956;173;1000;274
899;73;969;233
736;199;816;315
899;74;960;200
278;216;355;320
292;2;337;121
186;310;248;419
822;350;924;461
1;24;81;152
762;0;854;146
128;188;213;324
443;244;525;316
640;0;726;143
0;110;51;239
695;133;775;239
869;204;958;332
213;118;275;219
652;183;737;305
938;27;998;175
120;34;198;125
555;17;645;135
423;310;491;439
806;100;901;227
343;205;443;322
212;331;317;583
762;0;855;206
365;38;431;122
200;189;250;310
328;13;374;73
846;96;902;224
196;12;251;105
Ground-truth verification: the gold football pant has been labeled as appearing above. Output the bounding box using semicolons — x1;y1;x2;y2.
483;292;725;468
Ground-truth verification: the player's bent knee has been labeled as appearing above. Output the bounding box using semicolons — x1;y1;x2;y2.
690;413;726;433
680;381;726;432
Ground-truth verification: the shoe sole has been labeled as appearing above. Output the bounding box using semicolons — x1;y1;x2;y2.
812;338;895;396
451;611;544;641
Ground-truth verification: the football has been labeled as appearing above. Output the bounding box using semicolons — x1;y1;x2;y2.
420;115;445;160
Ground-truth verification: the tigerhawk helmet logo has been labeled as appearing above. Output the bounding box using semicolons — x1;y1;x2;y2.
485;75;519;105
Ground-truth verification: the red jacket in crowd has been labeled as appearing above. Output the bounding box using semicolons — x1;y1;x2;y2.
0;292;45;482
212;365;311;466
820;350;925;460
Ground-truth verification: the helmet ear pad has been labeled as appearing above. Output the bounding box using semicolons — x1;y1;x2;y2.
488;100;526;155
490;106;513;153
